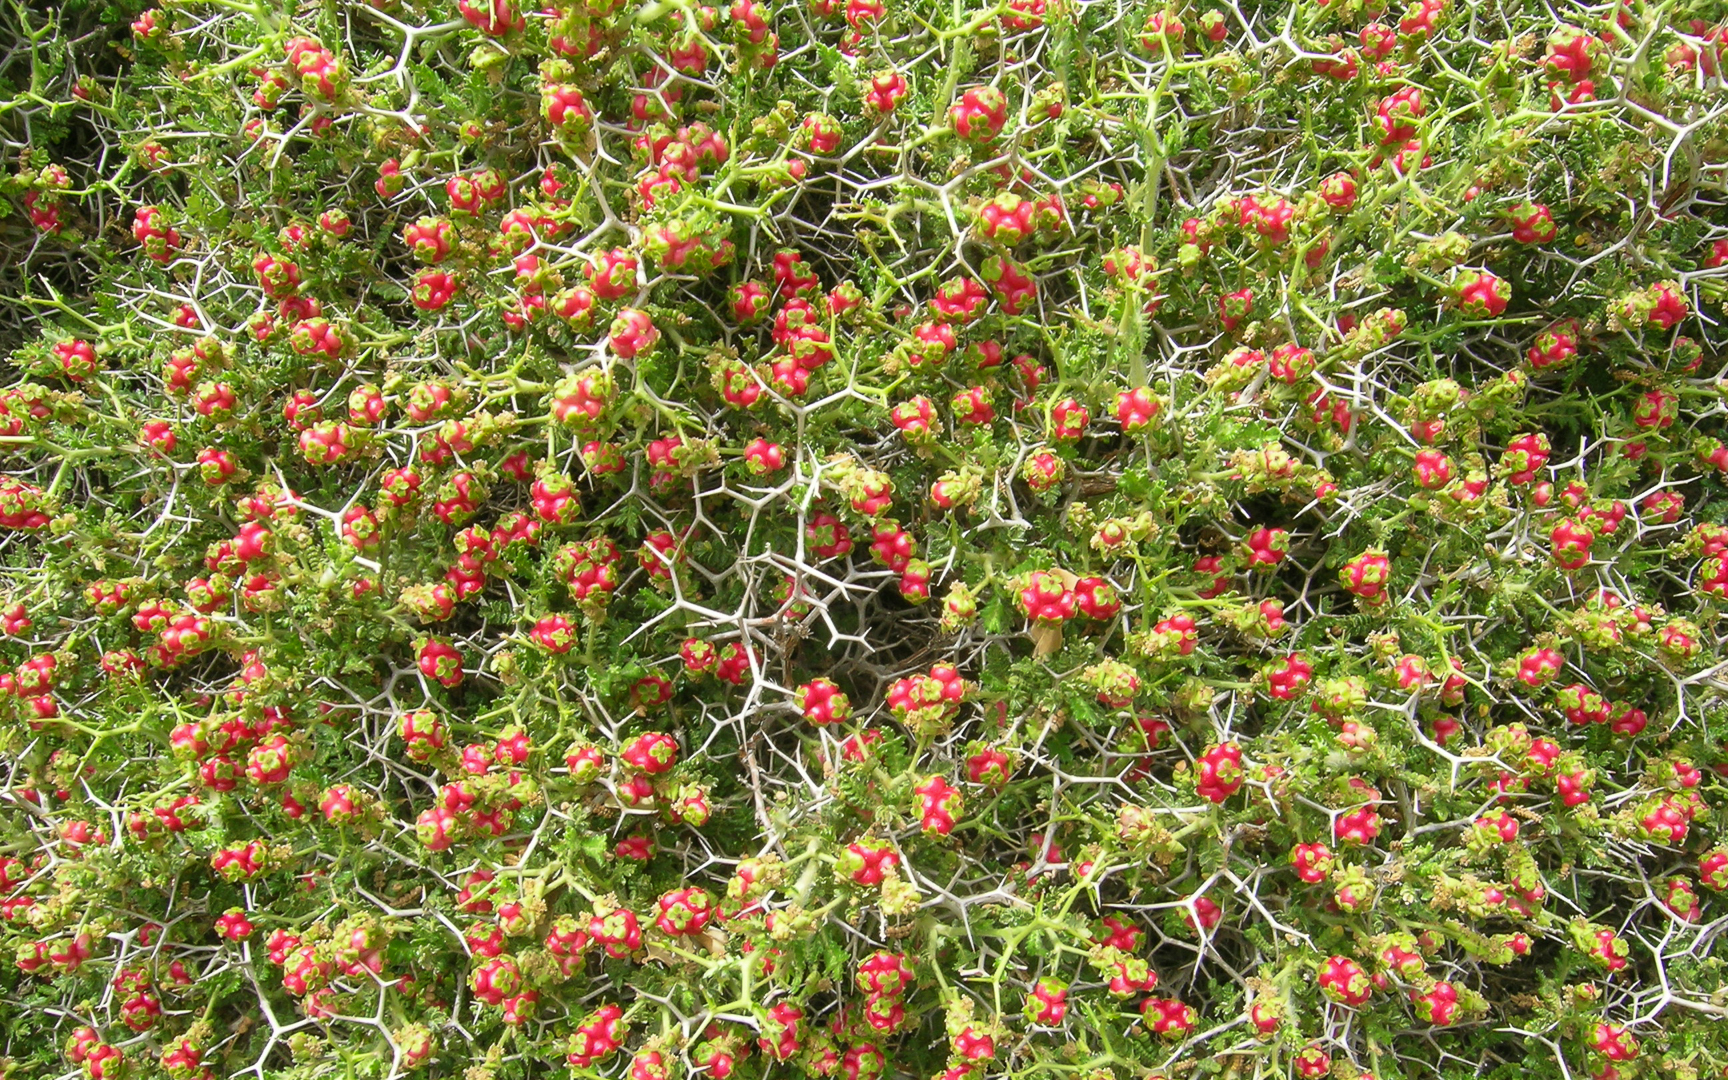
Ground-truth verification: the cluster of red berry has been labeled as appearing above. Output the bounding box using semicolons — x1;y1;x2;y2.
2;1;1728;1079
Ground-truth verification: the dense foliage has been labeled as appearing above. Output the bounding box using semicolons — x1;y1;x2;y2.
3;1;1728;1079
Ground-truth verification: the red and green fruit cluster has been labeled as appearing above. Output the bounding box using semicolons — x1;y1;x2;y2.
1;1;1728;1080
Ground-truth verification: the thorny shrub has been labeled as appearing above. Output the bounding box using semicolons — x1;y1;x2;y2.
2;1;1728;1080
